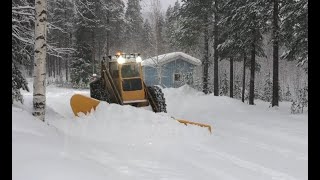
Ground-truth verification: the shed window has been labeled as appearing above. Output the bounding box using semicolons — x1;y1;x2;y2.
174;73;181;81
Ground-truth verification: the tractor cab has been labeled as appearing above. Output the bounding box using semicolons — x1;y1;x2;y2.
107;53;147;105
89;52;150;107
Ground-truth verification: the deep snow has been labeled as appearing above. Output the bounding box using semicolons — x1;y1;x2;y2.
12;84;307;180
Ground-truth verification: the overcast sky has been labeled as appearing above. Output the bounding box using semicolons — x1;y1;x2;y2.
141;0;180;13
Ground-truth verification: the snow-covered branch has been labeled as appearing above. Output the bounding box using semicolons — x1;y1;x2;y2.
47;44;75;59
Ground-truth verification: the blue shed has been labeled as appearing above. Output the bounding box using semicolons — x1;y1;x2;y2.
141;52;202;88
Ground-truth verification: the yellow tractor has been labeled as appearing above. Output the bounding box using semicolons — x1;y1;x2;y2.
70;52;212;133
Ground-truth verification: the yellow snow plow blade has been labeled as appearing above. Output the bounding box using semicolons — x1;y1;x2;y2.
176;119;212;134
70;94;212;133
70;94;100;116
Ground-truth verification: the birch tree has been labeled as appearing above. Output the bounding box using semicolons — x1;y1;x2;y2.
33;0;48;121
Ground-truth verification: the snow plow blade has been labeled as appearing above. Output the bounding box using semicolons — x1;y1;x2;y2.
176;119;212;134
70;94;212;134
70;94;100;116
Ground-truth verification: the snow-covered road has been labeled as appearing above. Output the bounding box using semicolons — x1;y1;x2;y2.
12;85;308;180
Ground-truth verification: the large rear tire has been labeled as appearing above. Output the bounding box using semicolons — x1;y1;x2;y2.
147;86;167;113
89;77;110;102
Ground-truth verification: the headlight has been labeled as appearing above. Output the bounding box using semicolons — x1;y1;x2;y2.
117;56;125;64
136;56;142;63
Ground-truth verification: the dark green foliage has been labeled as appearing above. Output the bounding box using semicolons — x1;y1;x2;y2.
12;63;29;104
280;0;308;69
219;71;229;96
141;19;153;57
163;1;181;52
123;0;144;52
233;76;242;99
70;43;93;87
283;86;292;102
262;73;273;102
291;86;308;114
12;0;33;103
70;0;125;87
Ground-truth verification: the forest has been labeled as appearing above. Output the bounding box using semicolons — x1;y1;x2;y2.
12;0;308;118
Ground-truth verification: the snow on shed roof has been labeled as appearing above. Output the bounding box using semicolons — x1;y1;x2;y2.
141;52;202;67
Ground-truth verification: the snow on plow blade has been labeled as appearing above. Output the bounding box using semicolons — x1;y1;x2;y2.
70;94;212;134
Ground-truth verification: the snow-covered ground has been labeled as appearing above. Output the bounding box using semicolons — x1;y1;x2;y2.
12;84;307;180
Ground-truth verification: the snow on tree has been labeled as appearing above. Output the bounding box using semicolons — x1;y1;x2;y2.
233;75;242;99
141;19;153;57
283;86;292;102
12;0;34;103
70;43;93;88
280;0;308;70
123;0;144;52
291;85;308;114
178;0;223;95
262;72;272;102
70;0;125;87
219;70;229;96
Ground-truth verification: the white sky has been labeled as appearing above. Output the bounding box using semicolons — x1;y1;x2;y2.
141;0;179;13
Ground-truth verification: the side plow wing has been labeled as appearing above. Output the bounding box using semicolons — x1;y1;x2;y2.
70;94;212;134
175;119;212;134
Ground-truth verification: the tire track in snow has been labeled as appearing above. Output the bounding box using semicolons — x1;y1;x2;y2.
214;127;307;161
198;146;300;180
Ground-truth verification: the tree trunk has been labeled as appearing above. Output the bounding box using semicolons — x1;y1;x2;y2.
53;57;56;78
230;57;234;98
202;13;209;94
272;0;279;107
92;30;95;74
58;57;61;76
33;0;48;121
242;52;246;102
47;55;50;77
106;16;110;56
249;27;256;105
64;2;69;82
213;0;219;96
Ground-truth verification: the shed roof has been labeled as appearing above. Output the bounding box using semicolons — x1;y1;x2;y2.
141;52;202;67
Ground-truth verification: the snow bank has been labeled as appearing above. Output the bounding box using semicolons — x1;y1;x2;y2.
13;84;308;180
52;102;211;146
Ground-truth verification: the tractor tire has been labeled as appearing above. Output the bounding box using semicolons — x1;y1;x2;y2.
147;86;167;113
89;77;110;102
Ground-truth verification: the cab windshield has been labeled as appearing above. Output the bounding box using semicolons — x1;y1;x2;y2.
121;63;140;78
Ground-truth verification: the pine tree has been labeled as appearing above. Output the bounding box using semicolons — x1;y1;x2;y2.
12;0;33;103
70;0;125;86
178;0;222;95
149;0;166;57
124;0;144;52
70;42;93;88
141;19;153;57
283;86;292;102
12;63;29;104
234;75;242;99
223;0;268;105
281;0;308;70
291;85;308;114
219;70;229;96
271;0;280;107
262;72;272;102
164;1;181;52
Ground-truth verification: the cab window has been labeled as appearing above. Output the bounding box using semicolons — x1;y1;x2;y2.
121;64;140;78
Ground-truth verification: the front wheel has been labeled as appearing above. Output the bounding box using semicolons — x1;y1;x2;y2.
147;86;167;113
89;77;110;102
